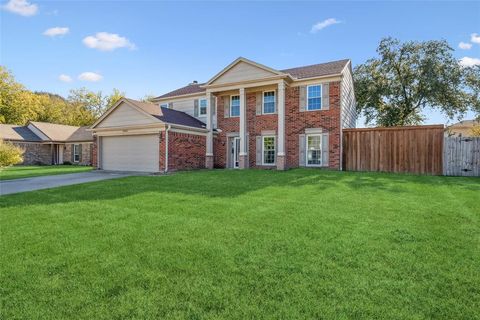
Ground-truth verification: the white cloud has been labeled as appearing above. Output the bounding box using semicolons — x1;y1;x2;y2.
58;74;72;82
459;57;480;67
82;32;136;51
43;27;69;37
458;42;472;50
78;72;103;82
2;0;38;16
310;18;341;33
471;33;480;44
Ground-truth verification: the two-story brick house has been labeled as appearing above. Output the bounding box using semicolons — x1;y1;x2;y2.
90;57;356;172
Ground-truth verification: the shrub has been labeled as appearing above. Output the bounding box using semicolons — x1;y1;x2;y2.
0;140;24;167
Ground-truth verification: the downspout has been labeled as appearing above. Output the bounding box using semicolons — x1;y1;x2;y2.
164;125;171;173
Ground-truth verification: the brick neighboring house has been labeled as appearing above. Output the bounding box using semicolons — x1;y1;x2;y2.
90;57;356;172
0;121;93;165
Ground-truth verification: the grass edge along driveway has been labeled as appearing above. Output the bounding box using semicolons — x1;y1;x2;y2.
0;165;92;180
1;169;479;319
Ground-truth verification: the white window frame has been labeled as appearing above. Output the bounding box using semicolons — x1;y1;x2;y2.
160;103;168;108
262;135;276;166
307;84;322;111
305;134;322;167
73;144;80;163
230;95;240;117
199;99;207;116
262;90;276;114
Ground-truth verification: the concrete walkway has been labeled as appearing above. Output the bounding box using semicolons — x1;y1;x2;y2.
1;171;134;196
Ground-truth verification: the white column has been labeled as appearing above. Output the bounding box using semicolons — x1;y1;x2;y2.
239;87;246;156
277;81;286;170
277;81;285;156
239;87;248;169
206;91;213;155
205;91;214;169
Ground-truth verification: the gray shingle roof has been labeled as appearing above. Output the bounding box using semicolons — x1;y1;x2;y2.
0;122;93;142
0;124;42;142
154;59;350;99
29;121;93;142
155;83;206;100
125;98;206;129
280;59;350;79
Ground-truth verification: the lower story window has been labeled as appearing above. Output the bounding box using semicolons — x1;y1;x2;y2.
73;144;80;163
262;136;276;165
306;135;322;165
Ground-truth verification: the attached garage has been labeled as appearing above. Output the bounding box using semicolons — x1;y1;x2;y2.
90;98;208;173
101;134;159;172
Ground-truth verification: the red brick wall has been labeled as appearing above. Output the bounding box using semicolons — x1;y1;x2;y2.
246;92;278;168
285;82;341;169
160;131;206;172
212;82;342;170
214;96;239;168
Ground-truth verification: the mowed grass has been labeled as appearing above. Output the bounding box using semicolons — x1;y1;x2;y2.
0;165;92;181
0;169;479;319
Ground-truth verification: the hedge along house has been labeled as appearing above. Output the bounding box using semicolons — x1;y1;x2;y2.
89;98;208;172
0;121;93;165
90;57;356;173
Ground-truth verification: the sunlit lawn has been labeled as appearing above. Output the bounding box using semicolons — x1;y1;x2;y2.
1;169;478;319
0;165;92;180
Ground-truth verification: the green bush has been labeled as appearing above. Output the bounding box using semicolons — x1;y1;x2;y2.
0;140;24;167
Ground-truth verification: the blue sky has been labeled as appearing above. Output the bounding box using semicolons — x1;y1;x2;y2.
1;0;479;126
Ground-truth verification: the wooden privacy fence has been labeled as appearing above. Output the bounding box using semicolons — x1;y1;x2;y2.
443;137;480;177
343;125;444;175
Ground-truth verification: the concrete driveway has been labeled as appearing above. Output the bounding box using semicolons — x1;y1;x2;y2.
1;171;134;196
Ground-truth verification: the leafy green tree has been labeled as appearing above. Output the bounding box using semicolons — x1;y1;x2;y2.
0;66;42;125
67;87;124;120
354;38;480;126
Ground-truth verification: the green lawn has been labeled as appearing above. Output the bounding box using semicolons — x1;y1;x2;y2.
0;165;92;180
1;169;479;319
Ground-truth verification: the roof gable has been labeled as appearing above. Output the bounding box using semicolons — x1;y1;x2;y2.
93;99;160;129
91;98;206;130
206;57;284;85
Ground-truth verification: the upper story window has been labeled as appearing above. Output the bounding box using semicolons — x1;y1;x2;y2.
199;99;207;116
263;91;275;114
230;95;240;117
307;85;322;110
160;103;168;108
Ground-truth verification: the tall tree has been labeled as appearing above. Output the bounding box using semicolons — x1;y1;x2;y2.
67;87;124;119
0;66;42;125
354;38;480;126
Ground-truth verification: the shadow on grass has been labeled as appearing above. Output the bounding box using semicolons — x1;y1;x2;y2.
0;169;478;209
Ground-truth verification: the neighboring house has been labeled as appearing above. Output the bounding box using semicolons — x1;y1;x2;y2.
90;57;356;172
446;120;480;137
0;121;93;165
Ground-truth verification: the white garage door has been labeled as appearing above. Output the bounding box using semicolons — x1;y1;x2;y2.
101;135;159;172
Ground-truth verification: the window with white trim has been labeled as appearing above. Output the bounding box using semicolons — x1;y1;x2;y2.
263;91;275;114
73;144;80;163
199;99;207;116
230;95;240;117
307;85;322;110
306;134;322;165
262;136;276;165
160;103;168;108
